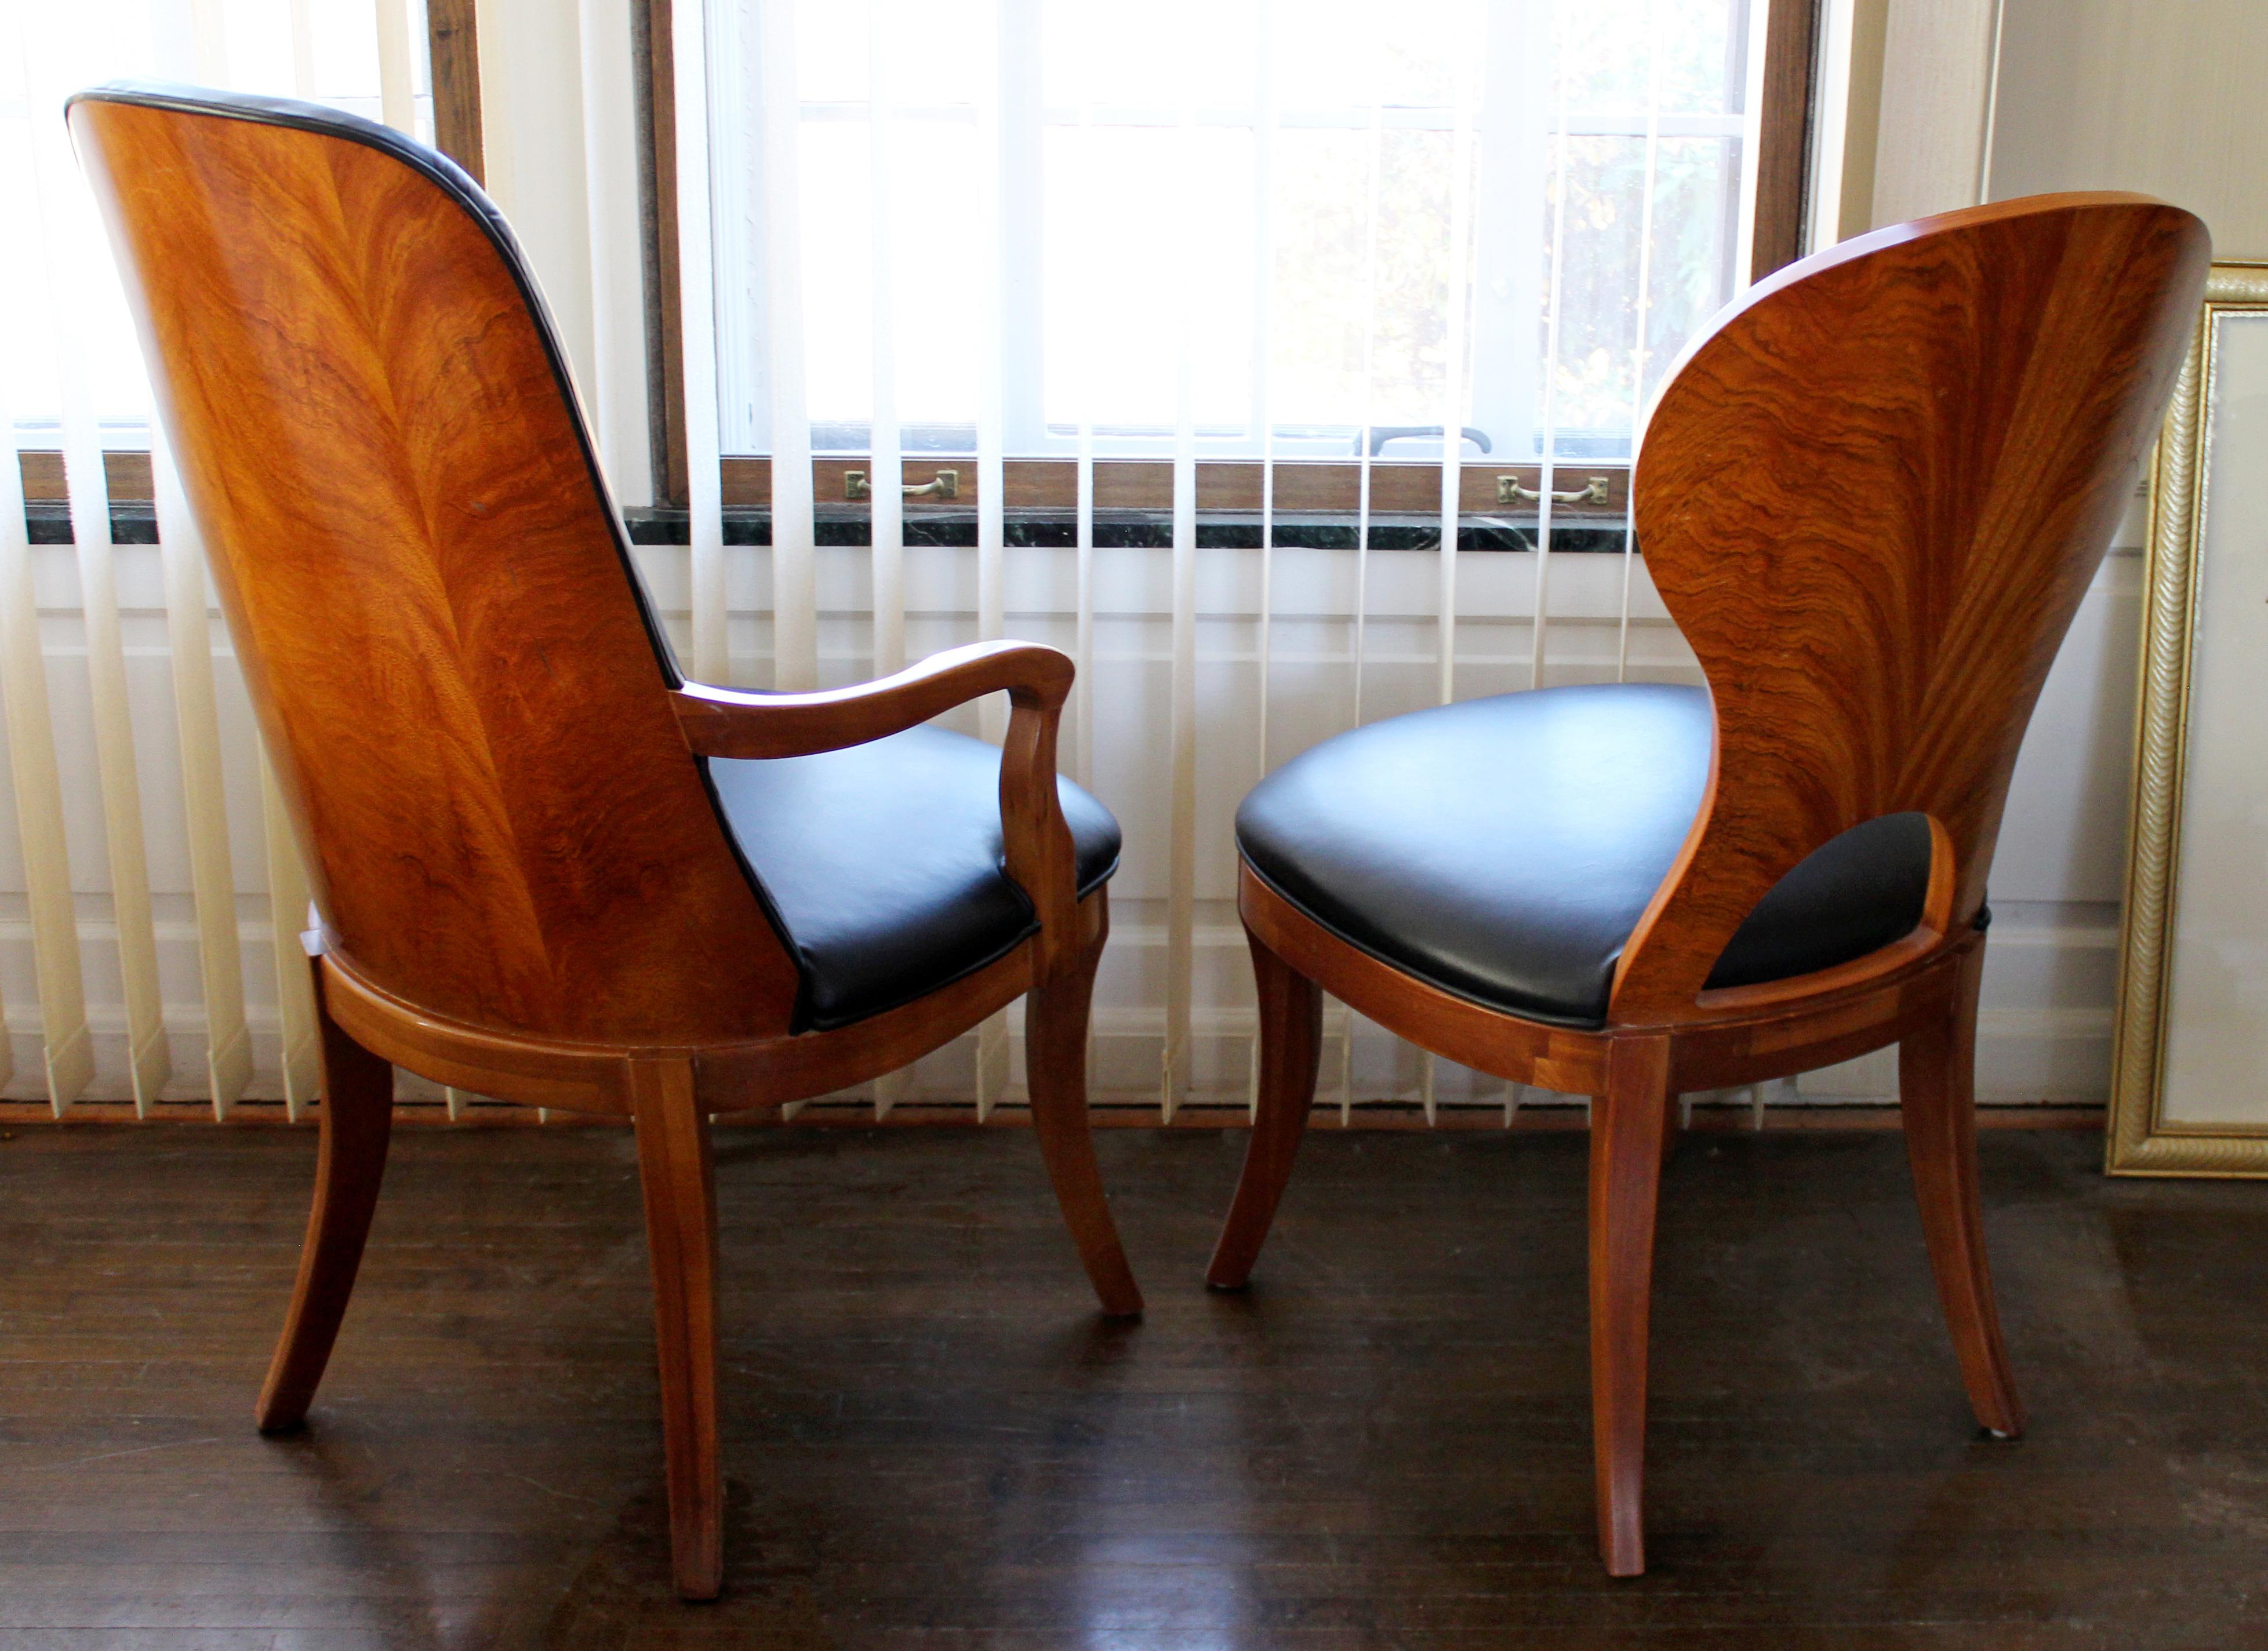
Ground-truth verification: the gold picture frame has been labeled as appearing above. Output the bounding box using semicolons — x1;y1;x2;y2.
2108;262;2268;1176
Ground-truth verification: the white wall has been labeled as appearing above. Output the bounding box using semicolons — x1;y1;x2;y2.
1869;0;1999;228
1991;0;2268;258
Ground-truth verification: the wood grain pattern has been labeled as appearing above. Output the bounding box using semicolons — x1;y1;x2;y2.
1899;939;2024;1436
10;1123;2268;1645
1024;921;1143;1318
631;1057;724;1600
71;90;1139;1601
1205;928;1326;1291
14;448;152;506
1618;193;2208;1021
1216;194;2209;1578
426;0;484;184
717;454;1629;518
1589;1034;1673;1577
253;961;394;1433
1750;0;1820;280
74;94;799;1049
631;0;689;509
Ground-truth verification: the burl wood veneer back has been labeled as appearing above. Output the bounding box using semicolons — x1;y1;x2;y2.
71;92;799;1044
1617;194;2208;1020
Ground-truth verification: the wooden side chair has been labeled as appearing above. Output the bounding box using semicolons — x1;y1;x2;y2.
1209;194;2208;1575
70;83;1142;1601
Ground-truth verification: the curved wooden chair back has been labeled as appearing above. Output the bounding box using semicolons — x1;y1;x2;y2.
70;86;799;1046
1616;194;2208;1021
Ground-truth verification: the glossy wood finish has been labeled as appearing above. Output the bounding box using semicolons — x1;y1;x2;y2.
426;0;483;184
630;1060;724;1601
1206;930;1325;1290
1215;195;2211;1577
1616;195;2207;1022
1900;940;2025;1438
75;94;796;1049
253;962;394;1434
715;452;1635;516
1750;0;1821;279
12;1123;2268;1647
71;92;1140;1601
630;0;690;509
1589;1035;1673;1577
1025;922;1144;1318
1239;863;1611;1095
308;885;1109;1123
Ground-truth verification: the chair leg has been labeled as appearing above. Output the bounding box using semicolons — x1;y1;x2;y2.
256;965;394;1433
1590;1034;1673;1578
631;1059;725;1602
1899;943;2025;1438
1026;933;1145;1318
1206;928;1325;1290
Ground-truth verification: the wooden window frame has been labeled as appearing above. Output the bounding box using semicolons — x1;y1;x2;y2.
633;0;691;511
428;0;485;185
632;0;1819;515
1752;0;1822;280
16;1;1813;522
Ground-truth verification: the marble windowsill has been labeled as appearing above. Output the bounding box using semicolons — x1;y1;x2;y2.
18;498;1635;554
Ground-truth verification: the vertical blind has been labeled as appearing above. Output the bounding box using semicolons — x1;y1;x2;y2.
0;0;431;1115
686;0;1754;1121
0;0;1762;1120
1;0;427;1117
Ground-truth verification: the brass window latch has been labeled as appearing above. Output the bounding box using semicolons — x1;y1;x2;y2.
846;467;958;501
1498;474;1610;507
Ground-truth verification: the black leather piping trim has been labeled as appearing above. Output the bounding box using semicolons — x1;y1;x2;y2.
67;81;689;688
1239;853;1615;1032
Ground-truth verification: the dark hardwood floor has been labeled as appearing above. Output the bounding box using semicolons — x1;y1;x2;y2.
2;1120;2265;1649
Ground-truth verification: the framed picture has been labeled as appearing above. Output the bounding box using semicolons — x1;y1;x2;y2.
2109;263;2268;1176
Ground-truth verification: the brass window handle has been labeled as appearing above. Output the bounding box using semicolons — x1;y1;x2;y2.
1497;474;1610;507
846;467;958;501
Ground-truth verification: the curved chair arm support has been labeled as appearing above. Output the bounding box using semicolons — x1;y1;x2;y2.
671;641;1073;759
672;641;1083;972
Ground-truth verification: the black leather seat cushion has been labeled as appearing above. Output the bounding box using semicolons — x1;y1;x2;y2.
707;726;1120;1032
1235;684;1933;1028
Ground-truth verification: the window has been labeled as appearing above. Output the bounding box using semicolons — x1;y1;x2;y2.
697;0;1780;467
2;0;475;463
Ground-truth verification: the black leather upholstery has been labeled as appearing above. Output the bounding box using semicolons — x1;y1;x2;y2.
708;726;1121;1032
1234;685;1933;1028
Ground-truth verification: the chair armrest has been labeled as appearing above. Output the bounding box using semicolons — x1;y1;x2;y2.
670;641;1073;760
672;641;1085;970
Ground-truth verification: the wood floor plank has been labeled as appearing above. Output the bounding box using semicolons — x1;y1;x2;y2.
1;1124;2265;1648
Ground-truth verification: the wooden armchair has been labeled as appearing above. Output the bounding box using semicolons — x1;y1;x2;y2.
70;83;1141;1601
1209;194;2208;1575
